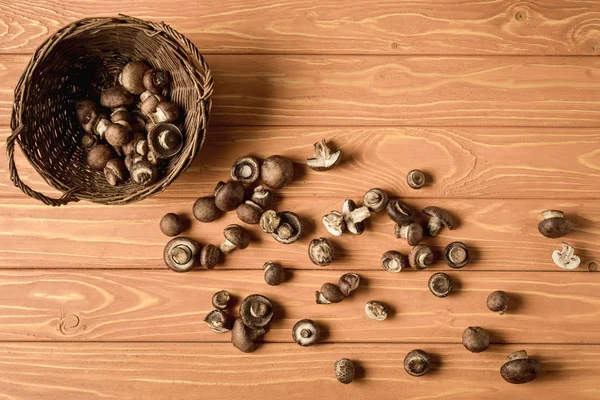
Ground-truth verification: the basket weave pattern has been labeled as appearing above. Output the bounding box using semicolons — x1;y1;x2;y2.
7;15;213;206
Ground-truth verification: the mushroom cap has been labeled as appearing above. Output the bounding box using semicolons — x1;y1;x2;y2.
363;188;389;212
192;196;222;223
81;134;98;150
538;211;571;238
342;199;365;235
318;283;344;303
444;242;469;269
308;237;334;266
395;222;424;246
200;244;221;269
386;200;415;224
104;158;128;186
500;351;540;384
119;61;150;94
462;326;490;353
408;244;434;269
131;159;158;186
223;224;250;249
100;86;134;109
306;139;342;171
334;358;355;384
239;294;273;328
214;181;246;212
236;201;263;225
261;155;294;189
428;272;453;297
250;186;273;208
203;309;231;334
231;318;256;353
292;319;320;346
105;123;131;147
487;290;509;314
153;101;180;123
322;210;346;236
263;261;285;286
259;210;281;233
422;206;454;229
404;349;430;377
159;213;183;237
143;69;170;93
272;212;303;244
75;99;97;124
147;123;183;159
381;250;408;273
163;236;201;273
231;156;261;184
406;169;426;189
212;290;231;310
338;273;360;296
365;300;388;321
87;144;113;171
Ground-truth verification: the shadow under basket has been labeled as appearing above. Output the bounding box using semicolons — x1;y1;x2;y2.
6;15;213;206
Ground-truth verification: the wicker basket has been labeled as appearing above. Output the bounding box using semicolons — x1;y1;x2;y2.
7;15;213;206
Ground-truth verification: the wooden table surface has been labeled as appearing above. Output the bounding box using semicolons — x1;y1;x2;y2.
1;1;600;399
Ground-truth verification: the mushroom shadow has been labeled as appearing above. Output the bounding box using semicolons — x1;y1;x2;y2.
269;297;287;323
530;352;563;381
315;321;331;342
328;238;349;261
292;162;309;183
505;291;524;314
353;359;366;382
294;211;317;237
486;327;509;344
425;352;443;376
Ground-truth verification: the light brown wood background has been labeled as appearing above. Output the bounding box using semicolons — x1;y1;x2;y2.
1;1;599;399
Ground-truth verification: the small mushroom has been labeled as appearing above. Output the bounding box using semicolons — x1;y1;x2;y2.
163;237;201;273
152;101;180;123
500;350;540;384
119;61;150;94
220;224;250;254
316;283;344;304
212;290;231;310
260;210;281;234
214;181;246;212
363;188;388;212
334;358;355;384
130;110;147;132
589;261;599;272
200;244;221;269
322;210;346;236
538;210;571;238
487;291;510;315
263;261;285;286
239;294;273;329
552;242;581;270
386;200;414;224
406;169;426;189
261;155;294;189
100;86;134;109
131;159;158;186
444;242;469;269
192;196;222;223
428;272;453;297
408;244;434;270
81;133;98;150
462;326;490;353
87;144;113;171
103;158;128;186
147;123;183;159
236;201;263;225
159;213;183;237
204;309;232;334
365;301;388;321
394;222;424;246
86;114;112;139
338;273;360;297
272;212;303;244
123;132;146;156
105;123;131;147
422;206;454;237
110;107;131;126
306;138;342;171
381;250;408;273
231;318;256;353
292;319;319;346
231;156;261;184
143;68;170;93
308;237;334;266
404;350;430;377
250;186;273;208
75;100;97;125
140;93;166;116
343;199;371;235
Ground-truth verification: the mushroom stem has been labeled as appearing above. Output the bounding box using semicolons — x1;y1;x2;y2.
542;210;564;219
172;245;192;265
219;239;237;254
349;206;371;223
315;291;331;304
314;139;331;158
398;225;410;239
250;302;268;318
427;217;442;236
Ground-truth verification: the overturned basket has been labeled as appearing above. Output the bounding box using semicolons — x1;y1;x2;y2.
7;15;213;206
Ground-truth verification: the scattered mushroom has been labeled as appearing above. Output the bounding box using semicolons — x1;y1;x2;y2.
239;294;273;329
406;169;426;189
551;242;580;270
334;358;355;384
250;186;273;208
386;200;414;224
204;309;232;334
214;181;246;212
143;68;170;93
159;212;183;237
220;224;251;254
394;222;424;246
237;201;264;225
292;319;319;346
192;196;222;223
163;236;201;273
343;199;371;235
422;206;454;237
316;283;345;304
363;188;388;212
408;244;434;270
589;261;598;272
322;210;346;236
462;326;490;353
100;86;134;109
272;212;303;244
487;291;510;315
261;155;294;189
338;273;360;297
404;349;430;377
152;101;180;123
500;350;540;384
428;272;453;297
260;210;281;234
308;238;334;266
212;290;231;310
538;210;571;238
365;301;388;321
200;244;221;269
381;250;408;273
231;318;257;353
87;144;113;171
119;61;150;94
306;138;342;171
147;123;183;159
263;261;285;286
231;156;261;184
103;158;128;186
131;159;158;186
444;242;469;269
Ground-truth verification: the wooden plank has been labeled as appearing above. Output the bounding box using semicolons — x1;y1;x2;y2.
0;343;598;399
0;196;598;270
0;270;597;343
3;55;600;127
2;1;600;56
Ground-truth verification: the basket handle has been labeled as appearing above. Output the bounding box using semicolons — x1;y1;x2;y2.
6;125;80;207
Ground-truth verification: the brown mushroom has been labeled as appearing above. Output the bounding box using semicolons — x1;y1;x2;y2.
363;188;388;212
263;261;285;286
131;159;158;186
462;326;490;353
334;358;355;384
231;156;261;184
75;99;97;125
408;244;434;270
147;123;183;159
200;244;221;269
428;272;453;297
308;237;334;266
100;86;134;109
338;273;360;297
231;318;256;353
214;181;246;212
219;224;250;254
119;61;150;94
105;123;131;147
343;199;370;235
315;283;344;304
261;155;294;189
152;101;180;123
394;222;424;246
239;294;273;329
192;196;222;223
406;169;426;189
487;291;510;315
292;319;319;346
104;158;128;186
381;250;408;273
538;210;571;238
140;93;166;117
163;237;201;273
365;300;388;321
272;212;303;244
500;351;540;384
259;210;281;234
386;200;414;224
236;201;263;225
444;242;469;269
250;186;273;208
204;309;232;334
81;133;98;150
322;210;346;236
87;145;113;171
404;349;430;377
422;206;454;237
143;68;170;94
212;290;231;310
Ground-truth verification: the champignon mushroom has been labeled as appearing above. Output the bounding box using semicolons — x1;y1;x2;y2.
422;206;454;237
105;123;131;147
462;326;490;353
119;61;150;94
406;169;426;189
404;349;430;377
220;224;250;254
365;300;388;321
538;210;571;238
87;145;113;171
239;294;273;329
343;199;371;235
84;113;111;139
250;186;273;208
231;156;261;184
204;309;232;334
214;181;246;212
500;350;540;384
428;272;453;297
147;123;183;159
100;86;134;109
408;244;434;270
192;196;222;223
334;358;355;384
236;201;263;225
139;93;166;117
163;236;201;273
143;68;170;93
444;242;469;269
123;132;146;156
292;319;320;346
272;212;303;244
152;101;180;123
363;188;388;212
381;250;408;273
308;237;334;266
306;138;342;171
76;100;97;125
322;210;346;236
131;159;158;186
231;318;256;353
552;242;581;269
81;133;98;150
103;158;128;186
212;290;231;310
200;244;221;269
338;273;360;296
263;261;285;286
159;213;182;237
261;155;294;189
259;210;281;234
315;283;344;304
394;222;424;246
487;291;510;315
386;200;414;224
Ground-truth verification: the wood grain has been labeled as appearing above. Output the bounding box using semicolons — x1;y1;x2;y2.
2;1;600;56
3;55;600;127
0;343;598;399
0;270;597;343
